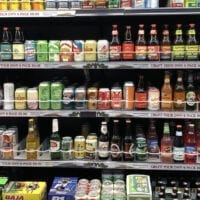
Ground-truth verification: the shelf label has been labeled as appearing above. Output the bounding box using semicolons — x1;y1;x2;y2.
0;62;41;68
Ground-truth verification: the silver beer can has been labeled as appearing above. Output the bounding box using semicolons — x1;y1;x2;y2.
3;83;14;110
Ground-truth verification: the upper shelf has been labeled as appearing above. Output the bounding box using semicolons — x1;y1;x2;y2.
1;8;200;18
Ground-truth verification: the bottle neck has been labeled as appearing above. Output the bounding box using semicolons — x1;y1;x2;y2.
113;122;119;137
125;122;132;137
52;119;59;134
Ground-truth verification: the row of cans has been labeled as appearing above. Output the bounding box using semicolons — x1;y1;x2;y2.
2;81;136;110
13;40;110;62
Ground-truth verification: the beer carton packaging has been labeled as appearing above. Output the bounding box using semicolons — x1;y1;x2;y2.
2;181;47;200
48;177;78;200
126;174;152;200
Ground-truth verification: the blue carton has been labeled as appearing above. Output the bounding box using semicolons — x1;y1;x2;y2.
48;177;78;200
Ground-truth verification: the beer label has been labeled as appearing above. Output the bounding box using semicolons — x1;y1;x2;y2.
122;43;134;60
161;92;172;110
136;137;147;161
97;41;109;62
174;91;185;109
109;45;121;60
50;140;60;152
120;0;131;7
108;0;120;8
111;143;121;158
98;141;109;158
188;29;196;34
124;142;134;159
160;45;171;60
147;45;160;60
148;88;160;110
60;41;73;62
172;45;185;60
148;139;159;153
13;44;25;60
135;92;147;109
135;46;147;60
173;147;184;161
111;90;122;109
186;91;196;106
185;45;198;60
1;44;12;60
95;0;107;7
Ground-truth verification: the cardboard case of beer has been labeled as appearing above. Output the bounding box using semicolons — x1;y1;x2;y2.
2;181;47;200
48;177;78;200
126;174;152;200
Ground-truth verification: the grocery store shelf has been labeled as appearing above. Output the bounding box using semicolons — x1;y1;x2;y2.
0;110;199;118
0;61;200;69
1;159;200;171
1;8;200;18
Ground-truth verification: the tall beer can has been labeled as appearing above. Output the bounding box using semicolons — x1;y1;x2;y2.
3;83;14;110
61;136;73;160
111;86;122;109
84;40;97;62
51;81;63;110
39;81;51;110
36;40;48;62
15;87;27;110
74;135;86;159
123;81;135;110
97;40;109;62
25;40;36;62
75;87;86;109
27;87;39;110
97;88;111;110
85;134;97;160
49;40;60;62
87;87;98;110
60;40;73;62
73;40;84;62
63;86;75;109
0;0;8;10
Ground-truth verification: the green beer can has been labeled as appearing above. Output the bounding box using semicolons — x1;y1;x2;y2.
48;40;60;62
36;40;48;62
39;81;51;110
51;81;63;110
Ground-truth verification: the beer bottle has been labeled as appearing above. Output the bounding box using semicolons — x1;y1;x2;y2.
122;25;134;60
186;70;196;111
12;26;25;61
26;118;39;160
173;124;184;163
173;70;185;111
161;122;173;163
109;24;121;61
123;119;134;161
50;118;61;160
147;24;160;61
1;27;12;61
135;24;147;61
185;23;198;60
135;75;147;110
98;121;109;160
147;119;159;159
160;24;171;61
110;119;122;161
172;24;185;61
184;123;197;164
161;71;173;111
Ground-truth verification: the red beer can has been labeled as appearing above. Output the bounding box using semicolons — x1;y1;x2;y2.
98;88;111;110
111;86;122;109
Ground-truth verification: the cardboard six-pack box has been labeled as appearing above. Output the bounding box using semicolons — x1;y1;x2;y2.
2;181;47;200
48;177;78;200
126;174;152;200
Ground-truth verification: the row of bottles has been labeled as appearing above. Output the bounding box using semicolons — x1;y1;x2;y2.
24;117;200;164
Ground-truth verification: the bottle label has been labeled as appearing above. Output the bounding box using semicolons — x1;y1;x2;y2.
185;146;197;161
122;43;134;60
186;91;196;106
173;146;184;161
148;139;159;153
185;45;198;60
189;29;195;35
147;45;160;60
148;88;160;110
111;143;121;158
160;45;171;60
98;141;109;158
136;137;147;161
1;44;12;60
172;45;185;60
174;91;185;109
135;45;147;60
124;142;134;159
120;0;131;7
135;92;147;109
50;140;60;152
109;45;121;60
161;91;172;110
13;43;25;60
161;145;172;153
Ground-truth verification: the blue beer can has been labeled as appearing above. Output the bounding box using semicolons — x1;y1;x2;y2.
25;40;36;61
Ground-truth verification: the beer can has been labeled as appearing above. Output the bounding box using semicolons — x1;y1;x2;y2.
98;88;111;110
15;87;27;110
3;83;14;110
9;0;20;10
32;0;44;10
51;81;63;110
88;191;100;200
39;81;51;110
82;0;95;8
45;0;57;9
57;0;70;9
123;81;135;110
70;0;82;9
21;0;31;10
84;40;97;62
61;136;73;160
148;86;160;111
27;87;39;110
25;40;36;61
97;40;109;62
2;130;14;159
75;86;86;109
75;191;88;200
36;40;48;62
63;86;75;109
60;40;73;62
74;135;86;159
85;134;97;160
0;0;8;10
87;87;98;110
49;40;60;62
73;40;84;62
111;86;122;109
